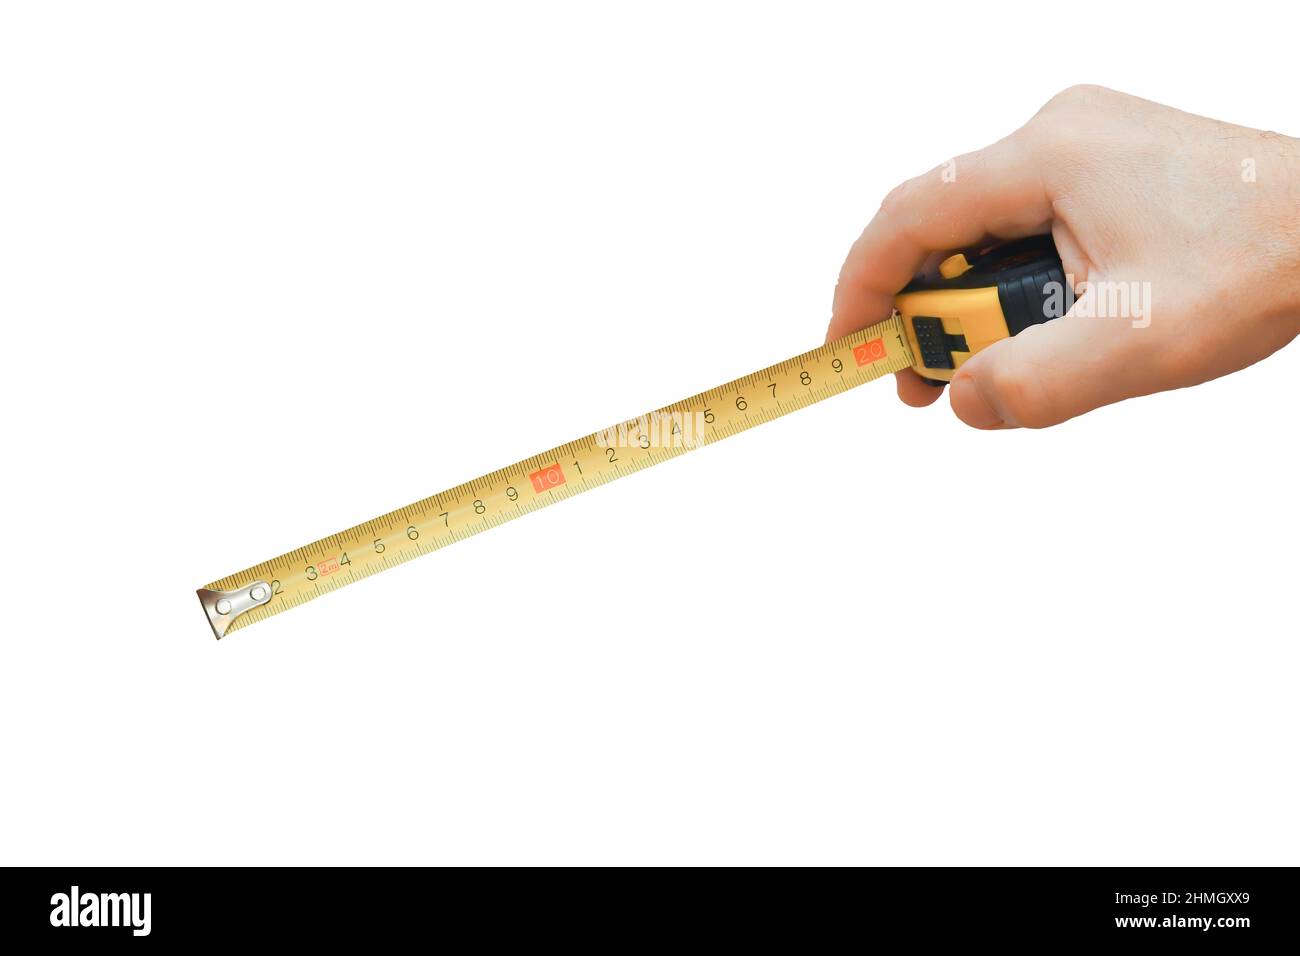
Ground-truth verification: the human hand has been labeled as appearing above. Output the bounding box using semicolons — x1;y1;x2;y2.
828;85;1300;428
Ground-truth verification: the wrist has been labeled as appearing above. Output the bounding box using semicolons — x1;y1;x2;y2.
1288;143;1300;322
1256;132;1300;330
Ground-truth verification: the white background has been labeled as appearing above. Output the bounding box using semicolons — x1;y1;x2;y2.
2;1;1296;866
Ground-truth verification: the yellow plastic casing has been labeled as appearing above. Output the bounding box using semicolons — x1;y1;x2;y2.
894;285;1010;383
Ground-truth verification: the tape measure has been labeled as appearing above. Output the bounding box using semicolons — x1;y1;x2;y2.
199;236;1065;639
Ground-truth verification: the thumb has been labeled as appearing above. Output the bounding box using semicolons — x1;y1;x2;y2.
947;288;1158;429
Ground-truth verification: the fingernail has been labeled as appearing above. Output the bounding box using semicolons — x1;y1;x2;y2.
951;373;1013;429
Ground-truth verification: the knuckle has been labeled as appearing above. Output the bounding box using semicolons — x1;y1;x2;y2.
1029;85;1115;148
879;176;923;218
1042;83;1111;113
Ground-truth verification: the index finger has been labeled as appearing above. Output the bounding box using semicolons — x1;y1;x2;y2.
827;136;1054;401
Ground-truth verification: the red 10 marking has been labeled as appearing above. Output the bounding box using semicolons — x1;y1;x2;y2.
528;463;566;493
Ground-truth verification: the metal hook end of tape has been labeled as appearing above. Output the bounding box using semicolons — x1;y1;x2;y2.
197;581;273;640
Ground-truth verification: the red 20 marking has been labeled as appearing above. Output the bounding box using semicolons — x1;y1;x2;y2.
853;337;886;366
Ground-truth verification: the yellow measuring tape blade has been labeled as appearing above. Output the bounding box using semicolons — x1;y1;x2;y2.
198;316;913;638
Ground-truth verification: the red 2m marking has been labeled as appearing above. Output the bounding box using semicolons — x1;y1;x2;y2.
853;337;886;366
